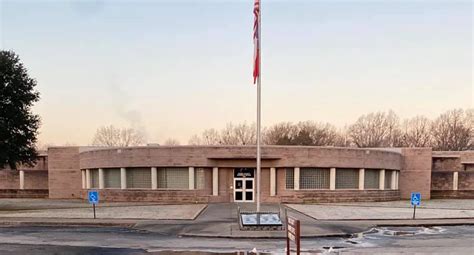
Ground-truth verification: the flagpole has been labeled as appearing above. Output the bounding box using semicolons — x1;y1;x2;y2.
256;0;262;213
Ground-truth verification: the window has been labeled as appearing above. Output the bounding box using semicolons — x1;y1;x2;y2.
157;167;189;189
365;169;379;189
385;170;393;189
126;168;151;189
104;168;121;188
286;168;294;189
194;168;206;190
90;169;99;188
336;169;359;189
300;168;330;189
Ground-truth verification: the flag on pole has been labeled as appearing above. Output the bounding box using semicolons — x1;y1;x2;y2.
253;0;260;84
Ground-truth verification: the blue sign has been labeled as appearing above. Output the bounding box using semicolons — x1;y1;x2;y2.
88;190;99;205
411;192;421;206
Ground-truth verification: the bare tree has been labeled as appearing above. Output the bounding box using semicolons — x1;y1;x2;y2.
189;123;256;145
188;135;202;145
334;126;352;147
221;123;256;145
92;125;145;147
263;121;343;146
263;122;295;145
348;110;401;148
188;129;221;145
467;108;474;149
163;138;180;146
400;116;432;147
431;109;473;151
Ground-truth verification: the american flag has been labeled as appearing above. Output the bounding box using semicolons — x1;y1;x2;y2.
253;0;260;84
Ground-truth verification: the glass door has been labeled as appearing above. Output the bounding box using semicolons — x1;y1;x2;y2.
234;168;255;202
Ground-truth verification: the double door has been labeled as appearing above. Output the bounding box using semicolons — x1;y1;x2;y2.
234;168;255;202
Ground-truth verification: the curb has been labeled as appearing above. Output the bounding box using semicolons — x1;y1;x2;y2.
316;217;474;221
0;220;136;228
375;222;474;227
179;232;352;239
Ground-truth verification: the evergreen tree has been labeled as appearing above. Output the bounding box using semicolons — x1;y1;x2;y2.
0;50;40;169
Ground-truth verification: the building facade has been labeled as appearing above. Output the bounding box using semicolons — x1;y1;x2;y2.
1;146;473;203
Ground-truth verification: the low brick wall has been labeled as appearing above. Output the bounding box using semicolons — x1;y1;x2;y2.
280;190;400;203
431;190;474;199
80;189;210;203
0;189;49;198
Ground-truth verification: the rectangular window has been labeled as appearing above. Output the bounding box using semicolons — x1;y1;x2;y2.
194;168;206;190
385;170;393;189
104;168;121;188
300;168;330;189
286;168;294;189
126;168;151;189
365;169;380;189
336;169;359;189
157;168;189;189
90;169;99;188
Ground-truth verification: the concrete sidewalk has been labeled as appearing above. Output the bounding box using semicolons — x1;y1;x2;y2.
288;204;474;220
0;204;206;220
0;199;206;220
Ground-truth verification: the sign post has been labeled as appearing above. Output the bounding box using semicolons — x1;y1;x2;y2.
410;192;421;220
286;216;301;255
88;190;99;219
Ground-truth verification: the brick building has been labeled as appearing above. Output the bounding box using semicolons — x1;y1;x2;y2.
1;146;473;203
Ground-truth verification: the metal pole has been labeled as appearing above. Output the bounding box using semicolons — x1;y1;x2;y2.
93;204;96;219
286;215;290;255
413;205;416;220
256;0;262;213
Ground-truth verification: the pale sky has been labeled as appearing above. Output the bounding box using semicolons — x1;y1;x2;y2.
0;0;472;145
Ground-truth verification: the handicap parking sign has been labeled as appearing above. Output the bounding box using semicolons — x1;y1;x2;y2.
88;190;99;205
411;192;421;206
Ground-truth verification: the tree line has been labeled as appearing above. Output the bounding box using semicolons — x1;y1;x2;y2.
91;109;472;151
88;109;474;151
187;109;473;151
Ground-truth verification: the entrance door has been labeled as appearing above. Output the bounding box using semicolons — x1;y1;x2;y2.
234;168;255;202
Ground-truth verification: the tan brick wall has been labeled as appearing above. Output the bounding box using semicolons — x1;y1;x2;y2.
80;146;402;170
280;190;400;203
459;172;474;190
0;189;48;198
399;148;432;199
80;189;210;203
431;190;474;199
0;170;48;190
0;170;19;189
431;172;453;190
432;158;462;172
48;147;81;199
24;171;49;189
